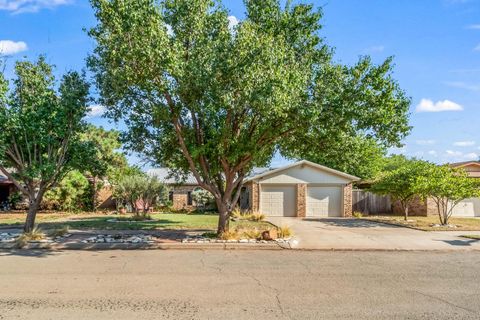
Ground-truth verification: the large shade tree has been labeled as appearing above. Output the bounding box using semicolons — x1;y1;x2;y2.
89;0;411;234
0;57;97;232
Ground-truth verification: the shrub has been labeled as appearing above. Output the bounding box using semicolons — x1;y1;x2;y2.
191;188;214;211
16;226;45;248
239;228;262;240
352;211;363;218
277;225;293;239
48;226;70;238
247;212;265;222
230;207;243;218
219;230;240;240
43;170;91;212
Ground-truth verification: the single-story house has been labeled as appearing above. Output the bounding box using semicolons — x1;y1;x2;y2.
149;160;360;216
393;160;480;217
147;168;202;211
241;160;360;217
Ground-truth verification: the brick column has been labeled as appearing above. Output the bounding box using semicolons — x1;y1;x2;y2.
251;182;260;212
343;183;353;217
296;184;306;217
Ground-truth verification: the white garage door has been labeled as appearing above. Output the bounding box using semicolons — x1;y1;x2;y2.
450;198;480;217
307;186;342;217
260;185;296;217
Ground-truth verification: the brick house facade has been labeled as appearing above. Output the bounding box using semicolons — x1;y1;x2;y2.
241;161;358;217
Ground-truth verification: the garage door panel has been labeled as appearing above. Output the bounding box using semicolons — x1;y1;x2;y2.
450;198;480;217
307;186;341;217
260;185;296;217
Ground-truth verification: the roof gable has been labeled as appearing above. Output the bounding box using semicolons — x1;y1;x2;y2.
245;160;359;184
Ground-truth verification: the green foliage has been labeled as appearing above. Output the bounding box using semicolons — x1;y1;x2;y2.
191;188;214;211
297;135;386;179
88;0;411;233
81;125;128;179
371;159;431;220
352;211;363;218
416;166;480;225
44;170;91;212
8;192;23;209
0;57;96;231
114;174;169;215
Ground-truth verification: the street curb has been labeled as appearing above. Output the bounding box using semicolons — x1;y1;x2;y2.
0;242;284;251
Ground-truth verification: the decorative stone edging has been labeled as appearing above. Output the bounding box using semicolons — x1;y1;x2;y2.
81;234;157;244
181;235;292;244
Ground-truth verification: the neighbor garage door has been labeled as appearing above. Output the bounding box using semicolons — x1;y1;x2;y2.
260;185;296;217
306;186;342;217
450;198;480;217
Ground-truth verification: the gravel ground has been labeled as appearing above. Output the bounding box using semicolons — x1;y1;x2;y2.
0;250;479;319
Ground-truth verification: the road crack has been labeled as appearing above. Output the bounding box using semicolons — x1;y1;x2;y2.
411;289;477;314
241;271;290;319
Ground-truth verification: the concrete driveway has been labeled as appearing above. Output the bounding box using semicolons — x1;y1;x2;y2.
268;217;480;250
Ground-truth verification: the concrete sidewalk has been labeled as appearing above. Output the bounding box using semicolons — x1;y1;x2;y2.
267;217;480;250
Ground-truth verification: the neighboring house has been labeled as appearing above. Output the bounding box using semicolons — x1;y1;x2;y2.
242;160;360;217
393;160;480;217
0;172;15;205
147;168;202;211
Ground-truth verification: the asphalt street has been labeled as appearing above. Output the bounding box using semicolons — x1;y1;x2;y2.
0;250;479;319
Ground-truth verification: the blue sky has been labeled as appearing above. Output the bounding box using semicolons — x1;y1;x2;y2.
1;0;479;168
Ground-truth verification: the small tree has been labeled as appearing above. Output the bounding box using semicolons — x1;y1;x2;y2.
191;188;214;212
114;174;168;216
137;176;169;213
371;159;430;220
0;57;97;232
417;166;480;225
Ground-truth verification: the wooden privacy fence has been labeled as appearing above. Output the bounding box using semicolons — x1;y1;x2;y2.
352;190;392;214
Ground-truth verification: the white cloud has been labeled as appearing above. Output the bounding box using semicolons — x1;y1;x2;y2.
427;150;438;157
87;104;106;118
464;152;479;160
446;81;480;92
445;150;479;160
416;139;436;145
0;40;27;55
228;15;240;30
453;140;476;147
416;98;463;112
0;0;70;14
446;150;463;157
467;24;480;29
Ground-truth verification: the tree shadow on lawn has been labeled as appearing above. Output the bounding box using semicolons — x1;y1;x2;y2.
36;217;187;231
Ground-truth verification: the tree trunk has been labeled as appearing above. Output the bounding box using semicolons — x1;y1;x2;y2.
404;204;409;221
216;200;230;235
24;193;42;233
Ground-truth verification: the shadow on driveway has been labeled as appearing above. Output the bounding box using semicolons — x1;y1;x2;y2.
437;238;480;247
302;218;400;228
0;249;59;258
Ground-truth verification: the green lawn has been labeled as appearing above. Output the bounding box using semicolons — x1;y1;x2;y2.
364;215;480;231
0;212;273;231
461;235;480;240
